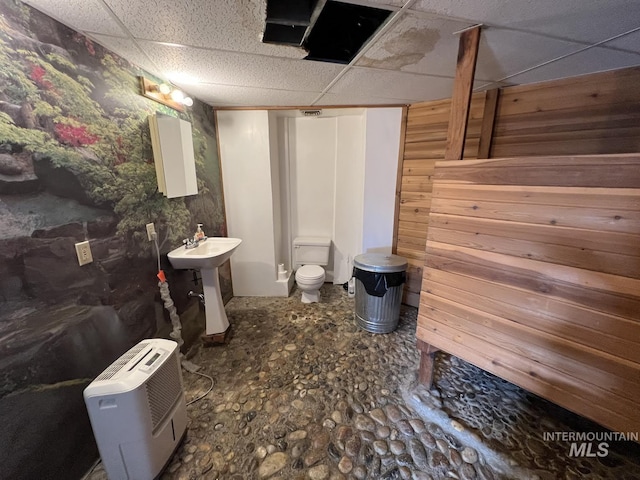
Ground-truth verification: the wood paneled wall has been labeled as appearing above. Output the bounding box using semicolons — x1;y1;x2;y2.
396;93;486;306
491;67;640;157
395;66;640;306
417;154;640;434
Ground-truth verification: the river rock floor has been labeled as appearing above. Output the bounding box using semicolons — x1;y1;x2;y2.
88;285;640;480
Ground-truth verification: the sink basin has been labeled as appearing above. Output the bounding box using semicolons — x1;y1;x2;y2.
167;237;242;337
167;237;242;270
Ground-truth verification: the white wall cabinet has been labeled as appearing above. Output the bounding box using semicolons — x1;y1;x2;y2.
149;113;198;198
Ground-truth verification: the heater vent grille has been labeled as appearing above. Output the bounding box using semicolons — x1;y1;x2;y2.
95;342;151;381
146;354;182;431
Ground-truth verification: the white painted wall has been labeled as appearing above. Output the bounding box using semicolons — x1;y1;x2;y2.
276;116;292;273
217;107;402;296
288;117;336;238
217;110;282;296
362;108;403;254
268;113;283;271
333;115;365;284
285;114;367;284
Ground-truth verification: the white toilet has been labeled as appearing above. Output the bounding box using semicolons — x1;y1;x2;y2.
293;237;331;303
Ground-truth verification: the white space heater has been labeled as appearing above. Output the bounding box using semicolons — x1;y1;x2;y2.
84;339;187;480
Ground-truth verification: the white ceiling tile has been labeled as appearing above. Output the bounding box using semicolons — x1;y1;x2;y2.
187;85;321;108
20;0;640;108
473;81;516;93
504;47;640;85
476;28;587;82
411;0;640;44
102;0;306;59
23;0;128;37
338;0;405;9
315;92;409;106
473;82;497;92
329;68;461;102
356;12;473;78
135;41;344;92
602;29;640;54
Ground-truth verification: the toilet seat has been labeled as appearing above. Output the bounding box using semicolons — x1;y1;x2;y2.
295;265;324;281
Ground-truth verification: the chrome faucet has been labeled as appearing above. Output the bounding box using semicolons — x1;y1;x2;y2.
183;237;199;249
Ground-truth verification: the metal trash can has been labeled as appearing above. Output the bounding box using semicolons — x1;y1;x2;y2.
353;253;407;333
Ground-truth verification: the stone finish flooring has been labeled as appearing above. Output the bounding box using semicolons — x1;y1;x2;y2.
88;285;640;480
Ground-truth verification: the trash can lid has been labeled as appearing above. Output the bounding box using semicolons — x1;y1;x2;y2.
354;253;407;273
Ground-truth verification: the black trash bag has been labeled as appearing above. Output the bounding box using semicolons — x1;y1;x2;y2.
353;268;406;297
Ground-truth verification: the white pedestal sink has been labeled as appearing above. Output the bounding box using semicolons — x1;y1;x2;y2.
167;237;242;336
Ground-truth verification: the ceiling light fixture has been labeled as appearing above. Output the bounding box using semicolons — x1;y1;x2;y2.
170;89;184;103
139;76;193;111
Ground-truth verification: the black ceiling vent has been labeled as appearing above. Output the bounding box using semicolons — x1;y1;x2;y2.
303;1;391;64
263;0;320;46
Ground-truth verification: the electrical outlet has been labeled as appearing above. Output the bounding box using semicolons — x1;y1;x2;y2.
146;223;156;241
75;240;93;266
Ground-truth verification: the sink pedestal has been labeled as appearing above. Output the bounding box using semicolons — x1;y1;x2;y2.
201;267;230;336
166;237;241;345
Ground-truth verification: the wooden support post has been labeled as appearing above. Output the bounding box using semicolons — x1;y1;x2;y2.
417;339;440;388
392;105;408;256
444;26;481;161
416;26;481;386
477;88;500;159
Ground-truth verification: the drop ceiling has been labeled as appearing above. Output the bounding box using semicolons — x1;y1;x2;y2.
22;0;640;108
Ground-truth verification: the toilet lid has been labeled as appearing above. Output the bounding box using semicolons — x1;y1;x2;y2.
296;265;324;280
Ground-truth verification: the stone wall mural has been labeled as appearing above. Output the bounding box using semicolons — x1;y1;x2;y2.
0;1;229;478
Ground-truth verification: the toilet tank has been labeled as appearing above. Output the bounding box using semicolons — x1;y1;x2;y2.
293;237;331;267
